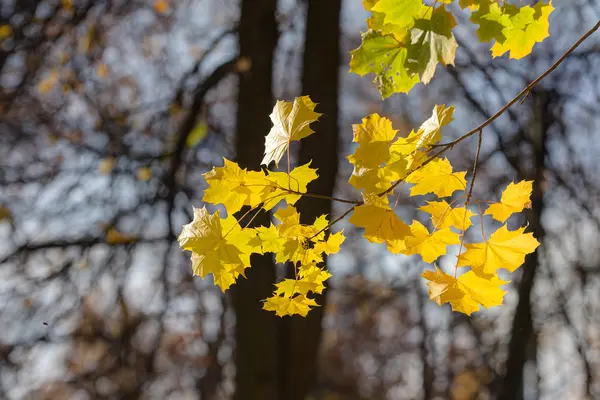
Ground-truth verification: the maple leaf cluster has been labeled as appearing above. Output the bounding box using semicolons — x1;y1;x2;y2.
350;0;554;98
178;97;344;317
179;95;540;317
345;106;539;315
177;0;556;319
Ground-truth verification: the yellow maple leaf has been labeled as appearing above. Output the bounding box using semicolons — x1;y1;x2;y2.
403;220;460;263
202;158;269;214
220;213;256;271
490;2;554;60
277;238;323;265
273;205;303;236
371;0;429;30
408;104;454;150
311;214;330;242
189;253;238;290
457;224;540;275
407;157;467;198
455;271;508;314
349;197;411;253
363;0;401;34
387;147;427;180
314;231;345;255
419;200;476;230
386;131;428;180
270;205;338;266
262;162;318;210
347;106;453;196
275;279;320;298
263;294;319;317
485;180;533;222
422;267;462;305
261;96;322;167
347;113;397;169
274;267;331;300
346;114;404;193
247;224;285;254
178;207;249;291
422;268;508;315
349;164;395;193
298;264;332;291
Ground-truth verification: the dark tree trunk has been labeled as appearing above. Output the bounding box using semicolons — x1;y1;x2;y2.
281;0;342;399
497;91;550;400
232;1;280;399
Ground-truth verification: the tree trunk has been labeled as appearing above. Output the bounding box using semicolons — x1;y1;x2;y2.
281;0;341;398
232;1;280;399
497;90;549;400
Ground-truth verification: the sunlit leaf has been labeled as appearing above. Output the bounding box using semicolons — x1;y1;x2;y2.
485;180;533;222
457;225;540;275
261;96;322;167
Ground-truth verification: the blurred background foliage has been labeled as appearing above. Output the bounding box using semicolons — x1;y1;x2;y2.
1;0;600;399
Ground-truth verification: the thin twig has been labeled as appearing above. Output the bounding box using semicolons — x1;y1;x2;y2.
379;19;600;198
308;205;356;240
247;181;360;205
475;201;486;240
279;186;360;205
440;19;600;149
465;130;483;204
454;129;483;277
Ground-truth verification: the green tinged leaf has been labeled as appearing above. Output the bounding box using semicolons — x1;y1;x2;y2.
407;6;457;84
470;0;554;59
352;2;458;97
350;30;420;98
471;0;509;43
371;0;426;29
363;0;400;34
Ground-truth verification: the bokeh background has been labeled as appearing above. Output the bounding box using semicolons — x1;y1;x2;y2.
1;0;600;399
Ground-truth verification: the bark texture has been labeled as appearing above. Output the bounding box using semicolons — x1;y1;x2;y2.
232;1;280;399
498;91;549;400
281;1;342;398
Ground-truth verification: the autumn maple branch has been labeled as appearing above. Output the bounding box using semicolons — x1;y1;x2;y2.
377;19;600;198
259;20;600;239
445;20;600;147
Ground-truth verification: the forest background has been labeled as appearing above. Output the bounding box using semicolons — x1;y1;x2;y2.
1;0;600;399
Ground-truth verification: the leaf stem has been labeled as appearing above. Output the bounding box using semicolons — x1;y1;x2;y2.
287;140;291;189
476;202;486;241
